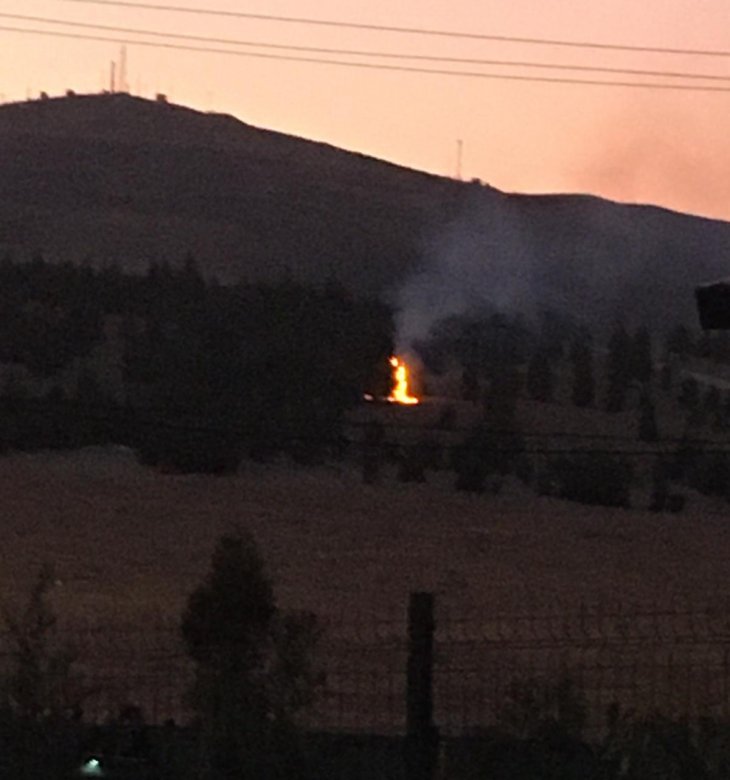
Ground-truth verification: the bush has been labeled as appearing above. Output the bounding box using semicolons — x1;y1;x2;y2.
452;427;526;494
453;444;488;493
687;451;730;498
544;452;633;508
134;423;243;474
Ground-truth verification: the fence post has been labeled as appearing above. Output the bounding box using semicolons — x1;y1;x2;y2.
405;592;439;780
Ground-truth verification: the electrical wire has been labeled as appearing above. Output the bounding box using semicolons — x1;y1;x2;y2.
4;12;730;84
5;25;730;92
53;0;730;59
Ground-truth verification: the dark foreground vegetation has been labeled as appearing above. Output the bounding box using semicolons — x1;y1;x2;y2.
3;540;730;780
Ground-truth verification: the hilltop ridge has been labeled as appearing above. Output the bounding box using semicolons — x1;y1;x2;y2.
0;92;727;327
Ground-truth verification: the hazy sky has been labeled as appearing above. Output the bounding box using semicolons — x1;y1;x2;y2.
4;0;730;220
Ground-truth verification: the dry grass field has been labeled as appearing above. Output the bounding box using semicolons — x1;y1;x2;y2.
1;439;728;628
1;389;728;729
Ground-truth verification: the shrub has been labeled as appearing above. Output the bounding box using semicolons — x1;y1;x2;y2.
134;423;243;474
452;426;526;494
397;439;443;483
687;451;730;498
545;452;633;508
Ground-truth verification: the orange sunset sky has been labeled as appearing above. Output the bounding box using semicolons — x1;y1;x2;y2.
3;0;730;220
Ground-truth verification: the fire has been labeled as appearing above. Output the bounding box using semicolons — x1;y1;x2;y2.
388;356;420;405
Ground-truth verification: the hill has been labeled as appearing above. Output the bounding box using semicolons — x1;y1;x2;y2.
0;92;728;330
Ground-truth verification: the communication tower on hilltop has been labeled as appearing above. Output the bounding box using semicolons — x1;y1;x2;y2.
119;45;128;93
108;46;129;94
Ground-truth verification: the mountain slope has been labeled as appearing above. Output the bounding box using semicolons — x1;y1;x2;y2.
0;92;727;328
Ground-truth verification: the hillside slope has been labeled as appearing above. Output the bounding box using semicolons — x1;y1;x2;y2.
0;93;727;327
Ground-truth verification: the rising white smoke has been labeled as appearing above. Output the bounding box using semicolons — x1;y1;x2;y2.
394;188;541;351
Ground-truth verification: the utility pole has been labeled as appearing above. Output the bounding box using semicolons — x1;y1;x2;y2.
405;592;439;780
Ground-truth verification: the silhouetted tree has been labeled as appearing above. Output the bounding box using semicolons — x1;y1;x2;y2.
665;324;693;358
678;377;700;410
460;366;480;402
570;337;594;408
604;323;631;413
0;565;87;779
397;444;428;483
703;385;721;416
361;420;385;485
629;326;653;384
695;331;712;359
659;360;673;394
637;391;659;442
484;366;522;429
546;453;632;508
181;532;318;779
526;347;554;403
537;309;573;361
453;438;488;494
1;563;82;722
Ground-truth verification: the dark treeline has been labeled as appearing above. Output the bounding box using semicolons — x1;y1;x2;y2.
0;253;394;470
404;307;730;507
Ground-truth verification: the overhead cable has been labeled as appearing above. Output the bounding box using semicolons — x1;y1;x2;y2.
5;25;730;92
54;0;730;58
4;12;730;83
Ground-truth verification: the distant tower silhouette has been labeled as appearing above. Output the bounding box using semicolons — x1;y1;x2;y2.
119;45;128;93
456;139;463;180
110;60;116;93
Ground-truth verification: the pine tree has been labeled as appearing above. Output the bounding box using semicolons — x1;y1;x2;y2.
630;326;653;384
678;377;699;410
665;324;693;357
484;366;522;429
604;323;631;413
460;366;480;402
638;391;659;442
703;385;721;415
526;347;554;402
571;337;595;408
659;359;673;394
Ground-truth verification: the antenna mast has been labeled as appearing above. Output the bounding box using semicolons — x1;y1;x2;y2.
119;45;127;93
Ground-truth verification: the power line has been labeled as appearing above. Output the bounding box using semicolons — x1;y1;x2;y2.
5;12;730;84
5;24;730;93
54;0;730;59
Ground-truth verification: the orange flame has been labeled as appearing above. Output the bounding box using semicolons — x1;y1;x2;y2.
388;356;420;405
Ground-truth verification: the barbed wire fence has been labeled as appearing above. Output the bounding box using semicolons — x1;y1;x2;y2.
3;595;730;740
